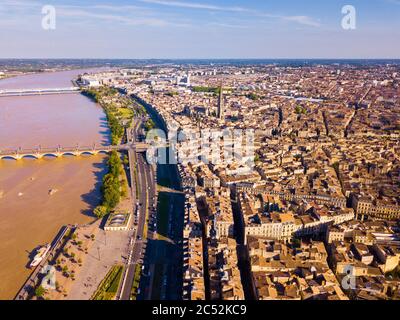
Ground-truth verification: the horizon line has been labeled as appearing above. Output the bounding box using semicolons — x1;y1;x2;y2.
1;58;400;61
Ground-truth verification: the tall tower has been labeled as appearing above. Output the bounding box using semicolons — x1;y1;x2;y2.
217;84;224;120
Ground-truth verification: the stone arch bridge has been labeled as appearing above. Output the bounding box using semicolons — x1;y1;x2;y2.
0;143;150;161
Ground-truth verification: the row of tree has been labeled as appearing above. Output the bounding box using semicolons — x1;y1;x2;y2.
107;112;124;145
94;151;123;218
82;88;125;145
81;88;101;103
192;86;221;95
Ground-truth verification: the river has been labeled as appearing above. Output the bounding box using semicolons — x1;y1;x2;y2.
0;69;110;299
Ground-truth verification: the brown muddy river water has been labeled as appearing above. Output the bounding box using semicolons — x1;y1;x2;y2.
0;70;110;299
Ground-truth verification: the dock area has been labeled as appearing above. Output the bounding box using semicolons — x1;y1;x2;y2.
14;225;73;300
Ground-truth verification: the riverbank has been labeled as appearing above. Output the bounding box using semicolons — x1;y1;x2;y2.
0;75;15;81
93;150;129;219
22;222;99;300
82;87;135;145
81;87;138;218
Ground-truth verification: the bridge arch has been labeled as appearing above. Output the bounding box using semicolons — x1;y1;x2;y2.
79;151;96;156
97;150;110;155
41;153;59;158
61;152;78;157
0;155;19;161
21;154;40;160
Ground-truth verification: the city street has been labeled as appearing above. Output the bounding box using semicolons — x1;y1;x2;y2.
119;117;156;300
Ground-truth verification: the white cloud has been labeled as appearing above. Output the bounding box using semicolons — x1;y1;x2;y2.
0;0;321;29
0;0;41;7
0;1;190;28
206;22;249;29
139;0;249;12
139;0;321;27
283;16;321;27
57;7;169;27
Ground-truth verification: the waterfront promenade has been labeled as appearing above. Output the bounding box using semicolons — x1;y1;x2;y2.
15;225;72;300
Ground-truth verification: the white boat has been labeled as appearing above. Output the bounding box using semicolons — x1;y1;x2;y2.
29;244;51;268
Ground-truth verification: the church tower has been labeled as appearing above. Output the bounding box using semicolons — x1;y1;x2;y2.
217;84;224;120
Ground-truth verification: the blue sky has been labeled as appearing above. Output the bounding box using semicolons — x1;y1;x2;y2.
0;0;399;58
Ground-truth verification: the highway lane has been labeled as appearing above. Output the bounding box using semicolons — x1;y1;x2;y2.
120;119;145;300
119;153;144;300
120;109;180;301
119;117;156;300
139;152;184;300
158;174;185;300
129;99;185;301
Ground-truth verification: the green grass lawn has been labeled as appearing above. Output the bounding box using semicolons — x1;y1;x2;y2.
91;265;124;300
116;107;135;119
130;264;142;300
